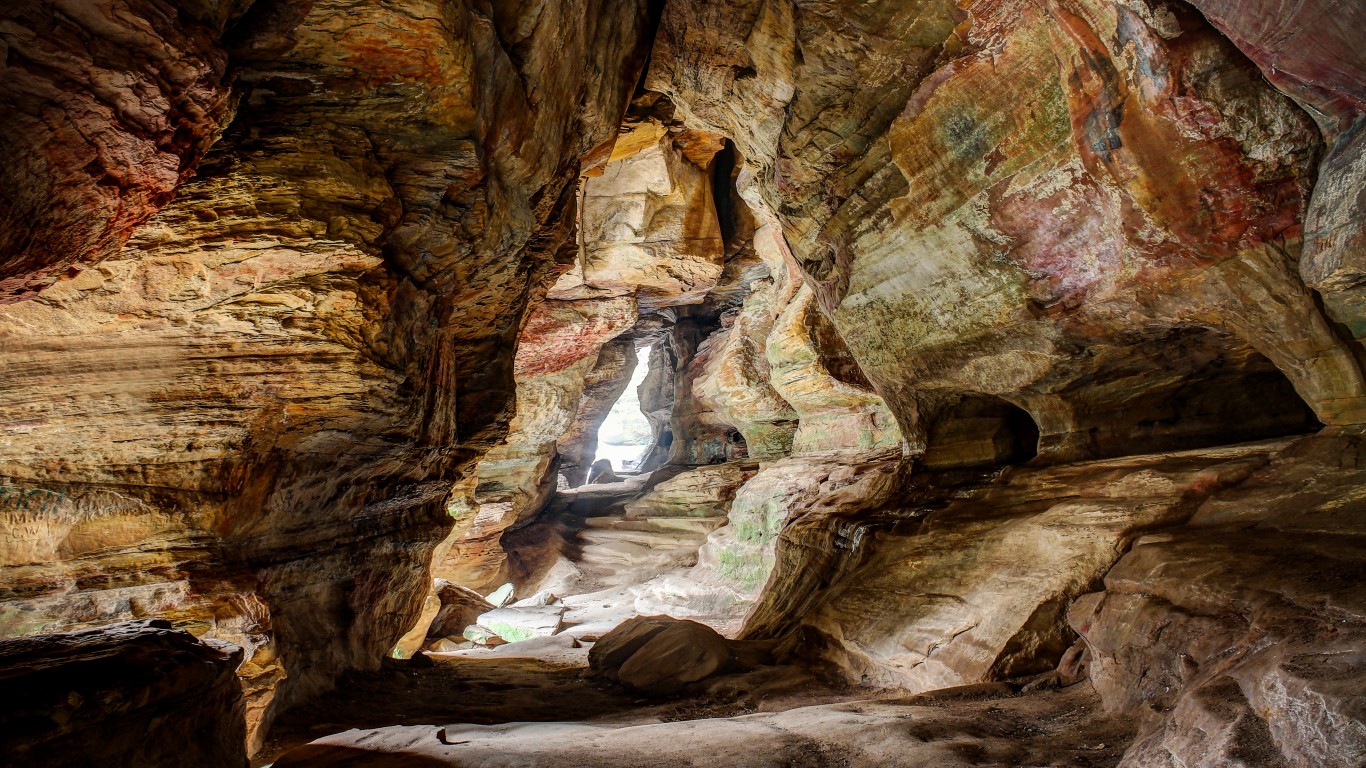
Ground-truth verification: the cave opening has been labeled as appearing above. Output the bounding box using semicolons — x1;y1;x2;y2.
590;343;654;479
1076;340;1326;459
714;427;749;463
920;395;1041;470
1117;369;1323;454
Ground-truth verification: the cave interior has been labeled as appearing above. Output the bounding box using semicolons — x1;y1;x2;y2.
0;1;1364;767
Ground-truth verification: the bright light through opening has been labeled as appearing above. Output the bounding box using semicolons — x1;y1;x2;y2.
594;345;653;474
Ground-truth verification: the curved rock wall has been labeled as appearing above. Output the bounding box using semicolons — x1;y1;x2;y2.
1185;0;1366;346
635;3;1366;764
0;0;651;747
0;0;243;301
3;1;1365;763
557;339;641;487
441;295;637;591
649;0;1366;455
432;117;732;591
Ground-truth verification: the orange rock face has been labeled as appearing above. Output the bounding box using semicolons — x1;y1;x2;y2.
0;0;652;747
3;1;1366;765
0;0;240;301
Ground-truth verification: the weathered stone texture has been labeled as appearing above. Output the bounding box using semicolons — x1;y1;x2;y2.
0;0;243;301
551;122;726;309
4;2;1366;766
0;618;247;768
0;0;651;747
1184;0;1366;343
650;0;1366;453
1073;431;1366;767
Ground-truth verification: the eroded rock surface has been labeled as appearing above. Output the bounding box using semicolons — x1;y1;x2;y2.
4;0;1366;765
777;443;1277;690
0;618;247;768
1184;0;1366;344
1073;431;1366;767
0;0;652;746
650;0;1366;452
0;0;240;301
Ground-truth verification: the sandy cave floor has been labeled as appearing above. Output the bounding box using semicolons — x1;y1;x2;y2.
257;647;836;765
259;642;1136;768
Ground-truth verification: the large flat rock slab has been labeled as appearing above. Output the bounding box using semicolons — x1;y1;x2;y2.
0;619;246;768
273;683;1132;768
476;606;567;643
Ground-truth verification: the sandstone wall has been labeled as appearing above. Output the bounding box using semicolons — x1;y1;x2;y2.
650;0;1366;455
3;2;1365;764
0;0;651;747
0;619;248;768
638;5;1366;764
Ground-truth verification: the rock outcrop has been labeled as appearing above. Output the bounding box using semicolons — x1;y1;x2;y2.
1184;0;1366;347
1072;431;1366;766
426;581;495;642
0;0;653;746
4;0;1366;765
557;121;726;309
0;0;240;301
0;618;247;768
650;0;1366;454
767;442;1277;689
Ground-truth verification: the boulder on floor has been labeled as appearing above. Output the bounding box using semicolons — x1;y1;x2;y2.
586;458;623;485
0;619;247;768
428;581;496;639
477;606;567;643
485;583;517;608
424;637;473;653
589;615;736;695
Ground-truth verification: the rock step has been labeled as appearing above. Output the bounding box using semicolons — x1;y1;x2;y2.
577;530;702;551
582;516;634;529
576;547;685;568
575;546;696;567
582;516;726;535
575;542;656;562
622;504;727;520
636;516;727;534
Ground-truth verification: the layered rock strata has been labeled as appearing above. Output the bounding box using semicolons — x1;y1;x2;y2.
1073;430;1366;766
432;118;730;591
1185;0;1366;345
0;0;242;301
0;0;652;746
4;0;1366;765
649;0;1366;456
763;442;1277;688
